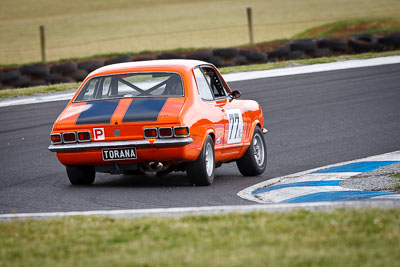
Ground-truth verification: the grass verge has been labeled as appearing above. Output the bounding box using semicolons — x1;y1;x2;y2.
0;83;80;99
1;51;399;99
1;209;400;267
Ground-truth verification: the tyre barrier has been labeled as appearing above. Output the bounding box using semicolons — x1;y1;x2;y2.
58;76;76;83
12;75;31;88
318;39;348;51
267;45;290;58
77;60;104;72
311;48;333;58
20;65;49;78
28;80;48;87
348;34;385;52
45;73;76;84
105;55;132;65
70;70;88;81
157;53;185;60
1;33;399;89
212;48;238;58
220;60;236;67
239;50;267;63
0;70;20;83
133;56;156;61
50;63;77;75
290;39;317;53
235;55;249;65
208;56;223;67
45;73;64;83
186;51;213;61
285;50;305;60
378;33;400;46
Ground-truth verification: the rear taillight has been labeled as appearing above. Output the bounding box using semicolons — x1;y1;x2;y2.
143;126;190;139
50;133;62;144
174;126;190;137
159;127;173;138
52;125;191;145
77;131;91;142
144;128;158;138
62;132;77;143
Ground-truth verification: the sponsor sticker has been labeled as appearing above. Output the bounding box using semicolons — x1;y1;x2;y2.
93;128;105;141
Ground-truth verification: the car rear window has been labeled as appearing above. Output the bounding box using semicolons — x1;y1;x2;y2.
74;72;184;102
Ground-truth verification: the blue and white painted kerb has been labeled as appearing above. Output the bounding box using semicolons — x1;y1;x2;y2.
238;151;400;204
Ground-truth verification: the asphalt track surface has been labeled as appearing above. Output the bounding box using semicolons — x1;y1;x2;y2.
1;64;400;214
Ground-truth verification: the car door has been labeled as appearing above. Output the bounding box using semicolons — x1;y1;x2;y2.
199;66;245;155
193;67;225;152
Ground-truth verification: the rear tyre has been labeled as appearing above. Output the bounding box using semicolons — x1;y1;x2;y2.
236;126;267;176
186;135;215;186
66;165;95;185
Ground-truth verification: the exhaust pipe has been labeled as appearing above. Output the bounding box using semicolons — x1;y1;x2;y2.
149;162;163;172
140;161;169;173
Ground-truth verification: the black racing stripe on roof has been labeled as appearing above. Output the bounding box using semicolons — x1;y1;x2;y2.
122;98;167;123
76;99;120;125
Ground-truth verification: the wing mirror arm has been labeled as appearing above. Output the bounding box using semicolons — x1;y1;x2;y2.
230;90;241;101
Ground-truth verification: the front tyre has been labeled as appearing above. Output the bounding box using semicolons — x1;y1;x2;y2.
66;165;95;185
186;135;215;186
236;126;267;176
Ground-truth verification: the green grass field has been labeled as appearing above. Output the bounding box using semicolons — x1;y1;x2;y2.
1;209;400;267
295;17;400;39
1;0;400;65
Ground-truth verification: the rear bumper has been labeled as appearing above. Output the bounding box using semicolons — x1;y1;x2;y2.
48;137;193;152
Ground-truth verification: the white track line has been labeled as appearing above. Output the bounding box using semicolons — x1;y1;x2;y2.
1;201;400;221
0;90;75;108
224;55;400;82
1;56;400;108
254;186;354;204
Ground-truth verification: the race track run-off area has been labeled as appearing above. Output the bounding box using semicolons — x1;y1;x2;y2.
238;151;400;204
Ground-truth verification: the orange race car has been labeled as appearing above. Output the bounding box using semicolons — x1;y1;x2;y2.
49;60;267;186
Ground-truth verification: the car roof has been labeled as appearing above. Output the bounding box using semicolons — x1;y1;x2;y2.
89;59;210;77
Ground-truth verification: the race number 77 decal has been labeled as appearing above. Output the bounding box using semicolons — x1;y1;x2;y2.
226;109;243;144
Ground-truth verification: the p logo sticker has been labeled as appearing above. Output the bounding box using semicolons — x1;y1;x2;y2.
93;128;105;141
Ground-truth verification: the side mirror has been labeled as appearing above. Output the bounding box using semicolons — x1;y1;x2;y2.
231;90;241;99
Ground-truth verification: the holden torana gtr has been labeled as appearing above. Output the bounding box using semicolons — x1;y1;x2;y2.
49;60;267;186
